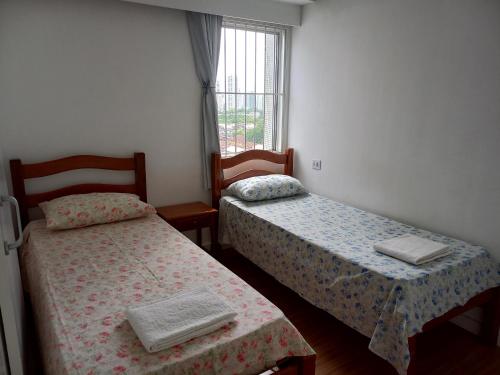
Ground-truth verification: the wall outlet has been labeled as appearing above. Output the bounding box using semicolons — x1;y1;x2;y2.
312;159;322;170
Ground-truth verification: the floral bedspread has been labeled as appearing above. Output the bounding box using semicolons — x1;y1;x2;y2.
22;215;314;375
220;193;500;374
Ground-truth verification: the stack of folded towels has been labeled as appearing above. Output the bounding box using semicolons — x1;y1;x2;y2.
127;287;237;352
374;234;451;265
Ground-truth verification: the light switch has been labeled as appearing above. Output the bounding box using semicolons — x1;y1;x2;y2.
312;160;322;170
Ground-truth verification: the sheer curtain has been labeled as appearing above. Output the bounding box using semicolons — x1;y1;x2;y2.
186;11;223;189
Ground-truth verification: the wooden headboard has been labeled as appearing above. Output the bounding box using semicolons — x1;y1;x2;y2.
10;152;147;227
211;148;294;208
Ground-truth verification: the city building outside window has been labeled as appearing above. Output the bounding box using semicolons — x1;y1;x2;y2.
216;18;290;156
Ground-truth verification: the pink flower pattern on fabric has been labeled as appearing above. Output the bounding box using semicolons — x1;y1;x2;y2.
39;193;156;230
22;215;314;374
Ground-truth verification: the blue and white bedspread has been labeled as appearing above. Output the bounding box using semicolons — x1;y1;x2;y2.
219;193;500;374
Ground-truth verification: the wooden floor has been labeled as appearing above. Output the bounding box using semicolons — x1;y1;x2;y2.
212;248;500;375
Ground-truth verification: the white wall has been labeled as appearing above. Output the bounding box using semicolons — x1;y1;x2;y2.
289;0;500;261
0;0;208;207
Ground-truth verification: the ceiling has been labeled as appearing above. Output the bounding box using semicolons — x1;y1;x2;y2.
271;0;315;4
122;0;310;26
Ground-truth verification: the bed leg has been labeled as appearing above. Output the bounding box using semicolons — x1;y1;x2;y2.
298;355;316;375
210;215;219;252
480;287;500;346
407;335;417;375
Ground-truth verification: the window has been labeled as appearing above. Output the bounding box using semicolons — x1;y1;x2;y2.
216;18;289;156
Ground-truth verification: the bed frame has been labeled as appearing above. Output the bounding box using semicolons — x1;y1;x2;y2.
10;152;147;228
211;148;500;375
10;151;315;375
211;148;294;209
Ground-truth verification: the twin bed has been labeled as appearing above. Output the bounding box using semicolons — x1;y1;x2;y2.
10;149;500;375
212;149;500;375
11;153;315;375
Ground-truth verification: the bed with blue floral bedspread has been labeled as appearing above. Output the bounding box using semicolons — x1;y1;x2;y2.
219;193;500;374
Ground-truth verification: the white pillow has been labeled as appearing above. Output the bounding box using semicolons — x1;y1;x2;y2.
226;174;307;201
39;193;156;230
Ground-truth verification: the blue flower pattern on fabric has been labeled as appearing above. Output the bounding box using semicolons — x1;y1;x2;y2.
226;175;307;201
219;193;500;374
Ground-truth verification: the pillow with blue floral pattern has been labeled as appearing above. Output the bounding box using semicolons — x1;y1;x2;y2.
226;174;307;201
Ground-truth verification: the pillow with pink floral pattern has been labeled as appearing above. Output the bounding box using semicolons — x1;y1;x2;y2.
39;193;156;230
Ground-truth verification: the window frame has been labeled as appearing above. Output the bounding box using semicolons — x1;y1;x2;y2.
216;17;291;156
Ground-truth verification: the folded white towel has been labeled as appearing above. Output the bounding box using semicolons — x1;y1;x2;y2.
126;287;237;353
374;234;451;265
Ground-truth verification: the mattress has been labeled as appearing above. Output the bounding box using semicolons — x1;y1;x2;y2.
21;215;314;375
220;193;500;374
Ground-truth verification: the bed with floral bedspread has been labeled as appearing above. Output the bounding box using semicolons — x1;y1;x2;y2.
22;215;314;375
220;193;500;374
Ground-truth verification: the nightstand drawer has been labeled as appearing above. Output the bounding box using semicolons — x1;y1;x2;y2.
168;215;214;232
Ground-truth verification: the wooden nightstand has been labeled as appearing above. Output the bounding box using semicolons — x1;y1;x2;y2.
156;202;218;251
